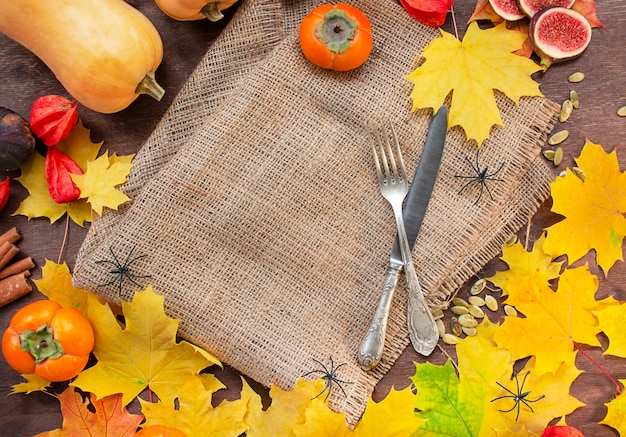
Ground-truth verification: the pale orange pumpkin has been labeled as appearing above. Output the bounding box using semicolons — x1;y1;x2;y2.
154;0;239;21
0;0;164;113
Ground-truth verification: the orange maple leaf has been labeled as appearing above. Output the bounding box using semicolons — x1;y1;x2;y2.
33;387;143;436
543;141;626;274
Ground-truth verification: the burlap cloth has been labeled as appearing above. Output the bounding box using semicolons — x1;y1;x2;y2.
73;0;559;425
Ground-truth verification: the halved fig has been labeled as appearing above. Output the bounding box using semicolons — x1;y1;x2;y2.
488;0;525;21
518;0;575;17
529;6;592;69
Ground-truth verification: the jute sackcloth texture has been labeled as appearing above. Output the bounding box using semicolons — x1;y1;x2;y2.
73;0;560;424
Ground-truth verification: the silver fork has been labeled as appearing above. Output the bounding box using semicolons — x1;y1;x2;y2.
370;123;439;356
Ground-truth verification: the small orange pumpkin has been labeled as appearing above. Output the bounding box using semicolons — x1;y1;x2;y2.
154;0;238;21
298;3;373;72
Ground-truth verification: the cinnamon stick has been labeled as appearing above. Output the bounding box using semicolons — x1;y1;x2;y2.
0;227;20;245
0;256;34;280
0;241;19;271
0;271;32;307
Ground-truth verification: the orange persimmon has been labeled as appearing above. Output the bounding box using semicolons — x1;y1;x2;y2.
2;300;94;381
298;3;373;72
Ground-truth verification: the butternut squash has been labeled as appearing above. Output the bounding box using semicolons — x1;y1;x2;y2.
154;0;239;21
0;0;164;114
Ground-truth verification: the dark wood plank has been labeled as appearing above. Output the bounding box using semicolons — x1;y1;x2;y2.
1;1;624;435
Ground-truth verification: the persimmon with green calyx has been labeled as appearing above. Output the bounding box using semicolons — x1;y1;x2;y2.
135;425;187;437
299;3;373;72
2;300;94;382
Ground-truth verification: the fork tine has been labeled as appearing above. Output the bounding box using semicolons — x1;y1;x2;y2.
381;124;398;183
388;123;407;184
370;126;385;186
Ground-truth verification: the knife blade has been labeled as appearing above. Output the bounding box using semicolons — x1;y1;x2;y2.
358;106;447;371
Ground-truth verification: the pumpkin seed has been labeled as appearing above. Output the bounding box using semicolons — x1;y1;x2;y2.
559;169;567;178
553;146;563;166
572;166;586;181
470;278;486;295
548;130;569;145
485;294;498;312
469;304;485;319
468;296;486;307
559;99;573;122
570;90;579;109
432;308;444;319
436;319;446;338
452;297;469;308
504;234;518;246
618;105;626;117
451;305;469;315
458;314;477;328
462;326;477;337
450;317;463;336
504;304;518;317
542;149;556;161
568;72;585;83
443;333;459;345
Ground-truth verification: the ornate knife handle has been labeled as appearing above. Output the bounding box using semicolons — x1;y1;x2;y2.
358;266;400;371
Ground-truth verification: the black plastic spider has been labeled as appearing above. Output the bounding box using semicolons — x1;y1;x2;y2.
454;149;505;205
302;357;353;403
95;245;151;296
491;371;545;421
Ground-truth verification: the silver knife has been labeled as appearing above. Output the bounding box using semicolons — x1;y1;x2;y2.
358;106;447;371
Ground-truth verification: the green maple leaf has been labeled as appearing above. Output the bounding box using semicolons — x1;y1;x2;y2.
406;21;543;146
72;286;220;406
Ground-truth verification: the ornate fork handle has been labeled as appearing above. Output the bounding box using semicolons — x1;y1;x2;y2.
392;203;438;356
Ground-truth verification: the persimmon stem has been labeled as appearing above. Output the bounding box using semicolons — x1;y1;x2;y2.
574;342;623;393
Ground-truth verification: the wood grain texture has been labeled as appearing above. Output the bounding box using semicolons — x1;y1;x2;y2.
0;1;624;435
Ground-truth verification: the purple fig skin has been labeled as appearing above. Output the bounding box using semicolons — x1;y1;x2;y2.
488;0;525;21
518;0;576;17
528;6;592;69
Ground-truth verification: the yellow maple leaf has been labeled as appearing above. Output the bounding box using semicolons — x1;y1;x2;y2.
406;21;543;146
71;285;220;406
292;393;348;437
71;152;133;215
13;152;92;225
34;260;93;313
493;265;601;375
488;234;563;297
140;374;248;436
543;140;626;274
56;120;102;169
245;378;325;437
348;386;425;436
600;379;626;435
594;297;626;358
9;373;51;395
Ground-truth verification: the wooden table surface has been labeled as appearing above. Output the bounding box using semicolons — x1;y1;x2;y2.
1;1;625;435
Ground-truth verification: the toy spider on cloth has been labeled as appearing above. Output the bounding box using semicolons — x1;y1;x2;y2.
491;371;545;421
454;148;505;205
95;245;151;297
302;357;353;403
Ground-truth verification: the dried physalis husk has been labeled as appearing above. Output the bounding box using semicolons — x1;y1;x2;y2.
572;166;586;181
504;304;518;317
618;106;626;117
559;100;573;122
570;90;579;109
470;278;486;295
443;333;459;345
568;72;585;83
548;130;569;145
485;294;498;312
